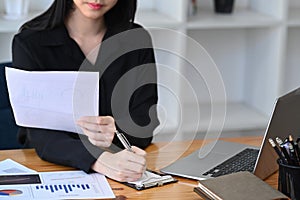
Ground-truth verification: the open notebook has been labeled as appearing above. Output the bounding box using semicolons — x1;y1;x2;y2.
124;170;177;190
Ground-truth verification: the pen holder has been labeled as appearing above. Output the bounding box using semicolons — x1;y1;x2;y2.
277;159;300;200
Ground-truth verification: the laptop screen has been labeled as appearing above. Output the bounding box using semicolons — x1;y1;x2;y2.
254;88;300;179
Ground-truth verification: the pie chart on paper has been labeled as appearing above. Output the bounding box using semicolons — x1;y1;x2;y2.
0;189;23;196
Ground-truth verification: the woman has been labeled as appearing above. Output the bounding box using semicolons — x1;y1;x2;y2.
12;0;159;182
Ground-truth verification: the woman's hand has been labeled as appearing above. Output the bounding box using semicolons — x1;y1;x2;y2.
92;146;147;182
77;116;116;148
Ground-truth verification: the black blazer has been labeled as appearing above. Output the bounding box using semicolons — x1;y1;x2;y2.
12;23;159;172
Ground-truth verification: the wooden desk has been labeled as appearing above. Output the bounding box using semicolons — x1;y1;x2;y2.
0;136;278;200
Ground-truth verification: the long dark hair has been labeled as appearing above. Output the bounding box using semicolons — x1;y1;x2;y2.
20;0;137;31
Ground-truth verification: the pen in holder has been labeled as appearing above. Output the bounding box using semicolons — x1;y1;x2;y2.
277;159;300;200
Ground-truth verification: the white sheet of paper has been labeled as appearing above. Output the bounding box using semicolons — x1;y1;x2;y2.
0;159;37;175
5;68;99;134
128;170;162;186
0;170;115;199
128;170;173;187
34;171;115;199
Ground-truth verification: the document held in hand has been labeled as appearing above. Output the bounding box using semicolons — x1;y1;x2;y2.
5;67;99;134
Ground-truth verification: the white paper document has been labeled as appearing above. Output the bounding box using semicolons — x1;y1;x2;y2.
5;68;99;134
0;170;115;199
128;170;176;189
0;159;37;175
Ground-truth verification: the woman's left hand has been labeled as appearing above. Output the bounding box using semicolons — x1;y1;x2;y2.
77;116;116;148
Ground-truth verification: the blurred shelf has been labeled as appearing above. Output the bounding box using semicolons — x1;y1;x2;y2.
187;9;280;29
287;8;300;27
154;102;269;135
182;102;268;133
0;11;41;33
136;10;183;29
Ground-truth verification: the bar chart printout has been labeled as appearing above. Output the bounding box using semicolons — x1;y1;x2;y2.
0;171;115;199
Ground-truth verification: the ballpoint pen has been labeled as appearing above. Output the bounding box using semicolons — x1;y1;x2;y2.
268;138;287;164
115;130;134;152
288;135;300;166
296;137;300;156
276;137;292;165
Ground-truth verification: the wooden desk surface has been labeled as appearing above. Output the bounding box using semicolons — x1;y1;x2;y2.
0;136;278;200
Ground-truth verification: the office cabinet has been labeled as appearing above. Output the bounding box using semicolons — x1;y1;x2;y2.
0;0;299;135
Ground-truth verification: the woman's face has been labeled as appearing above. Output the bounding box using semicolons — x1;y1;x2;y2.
72;0;118;20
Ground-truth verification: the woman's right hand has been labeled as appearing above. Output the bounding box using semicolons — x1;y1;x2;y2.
91;146;147;182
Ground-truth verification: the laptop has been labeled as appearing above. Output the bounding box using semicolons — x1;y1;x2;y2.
160;87;300;180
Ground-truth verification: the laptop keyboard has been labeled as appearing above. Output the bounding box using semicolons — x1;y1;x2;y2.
202;148;259;177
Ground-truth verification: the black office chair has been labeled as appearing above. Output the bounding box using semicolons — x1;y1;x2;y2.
0;62;20;149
